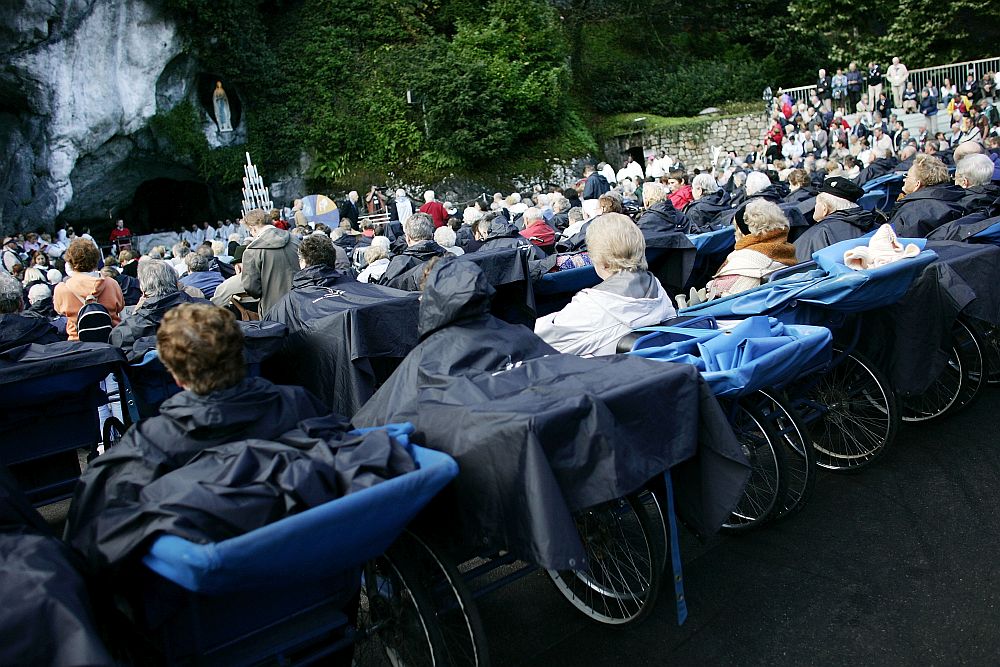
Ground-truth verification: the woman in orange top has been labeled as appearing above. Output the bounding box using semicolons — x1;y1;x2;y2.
53;239;124;341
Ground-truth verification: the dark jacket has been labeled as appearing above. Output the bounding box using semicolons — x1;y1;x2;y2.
636;201;691;235
582;172;610;200
794;207;878;261
856;157;900;187
816;76;831;99
684;190;732;232
64;377;328;569
889;184;969;237
957;184;1000;214
479;219;546;259
377;239;448;291
866;65;884;87
549;212;570;232
0;313;62;353
339;200;361;229
108;291;207;362
111;272;141;306
846;70;863;92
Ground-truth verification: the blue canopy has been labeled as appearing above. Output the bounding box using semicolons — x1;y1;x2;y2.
142;424;458;594
534;265;599;296
687;227;735;255
679;236;937;323
627;316;832;397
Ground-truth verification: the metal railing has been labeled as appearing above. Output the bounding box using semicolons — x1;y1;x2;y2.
776;56;1000;106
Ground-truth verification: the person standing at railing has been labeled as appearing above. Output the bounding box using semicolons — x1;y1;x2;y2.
846;62;863;114
832;68;848;113
866;62;884;110
886;57;909;110
816;69;832;112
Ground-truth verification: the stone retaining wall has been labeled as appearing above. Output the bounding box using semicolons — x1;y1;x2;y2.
603;112;771;170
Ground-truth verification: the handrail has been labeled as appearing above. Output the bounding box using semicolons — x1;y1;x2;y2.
776;56;1000;106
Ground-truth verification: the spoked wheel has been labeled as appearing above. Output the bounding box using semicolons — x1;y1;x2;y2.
355;538;448;666
720;398;790;531
547;492;664;626
754;389;816;522
900;318;983;422
805;348;898;472
392;531;490;667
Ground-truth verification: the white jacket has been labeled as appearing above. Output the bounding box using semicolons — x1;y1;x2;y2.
534;272;676;356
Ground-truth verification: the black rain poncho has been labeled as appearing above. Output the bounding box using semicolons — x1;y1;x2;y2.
263;264;420;418
794;207;879;262
354;258;748;568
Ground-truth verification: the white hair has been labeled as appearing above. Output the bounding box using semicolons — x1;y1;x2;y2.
434;226;457;248
138;259;179;297
956;153;995;188
745;172;772;197
423;190;435;203
27;282;51;305
370;235;391;252
523;207;543;224
691;173;720;195
581;198;603;221
586;213;647;273
741;199;789;236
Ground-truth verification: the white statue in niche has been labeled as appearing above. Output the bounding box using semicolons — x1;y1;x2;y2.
213;80;233;132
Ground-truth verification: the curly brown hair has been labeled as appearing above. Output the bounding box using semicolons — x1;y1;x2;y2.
157;303;245;395
64;238;100;272
298;234;338;268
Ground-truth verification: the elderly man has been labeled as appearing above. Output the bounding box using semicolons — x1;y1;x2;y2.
240;208;300;314
0;272;62;352
683;173;732;232
794;177;876;261
518;207;556;249
109;259;207;361
954;152;1000;213
378;213;447;290
856;147;899;186
886;57;909;110
339;190;361;230
889;154;967;237
417;190;448;229
179;252;224;299
638;181;691;235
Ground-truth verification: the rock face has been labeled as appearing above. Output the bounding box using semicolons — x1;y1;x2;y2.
0;0;243;234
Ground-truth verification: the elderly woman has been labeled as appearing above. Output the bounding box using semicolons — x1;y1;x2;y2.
534;213;676;356
704;199;798;300
357;238;391;283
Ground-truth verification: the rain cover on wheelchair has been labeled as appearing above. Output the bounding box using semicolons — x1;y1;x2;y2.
354;258;749;569
628;316;833;397
263;274;419;418
0;466;112;666
679;236;938;322
66;411;418;571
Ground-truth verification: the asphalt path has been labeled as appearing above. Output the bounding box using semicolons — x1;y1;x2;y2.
478;386;1000;666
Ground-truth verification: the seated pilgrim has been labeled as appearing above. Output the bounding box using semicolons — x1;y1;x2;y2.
109;259;208;361
178;251;224;300
357;238;391;283
682;174;732;233
704;199;798;300
0;272;62;353
954;151;1000;214
534;213;676;356
793;177;876;262
65;303;330;554
477;212;547;259
888;154;967;237
378;213;447;291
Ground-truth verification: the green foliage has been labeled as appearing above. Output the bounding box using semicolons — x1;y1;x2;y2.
148;100;245;183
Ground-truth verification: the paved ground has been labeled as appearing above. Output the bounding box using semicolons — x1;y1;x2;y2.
478;387;1000;666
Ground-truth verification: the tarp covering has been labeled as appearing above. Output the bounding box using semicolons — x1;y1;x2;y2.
353;258;748;569
628;316;833;396
65;411;418;571
0;466;112;666
263;279;420;418
680;236;937;323
859;241;1000;394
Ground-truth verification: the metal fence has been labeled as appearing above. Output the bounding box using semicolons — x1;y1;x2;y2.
777;56;1000;106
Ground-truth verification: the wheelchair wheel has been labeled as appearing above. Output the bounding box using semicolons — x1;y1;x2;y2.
720;399;790;531
397;531;490;667
900;318;982;422
547;492;664;626
355;540;448;666
975;320;1000;385
754;389;816;522
807;349;898;472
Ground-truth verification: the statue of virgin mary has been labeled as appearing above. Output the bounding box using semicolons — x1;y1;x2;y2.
213;81;233;133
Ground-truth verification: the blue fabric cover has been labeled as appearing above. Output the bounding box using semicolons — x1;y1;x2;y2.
971;219;1000;246
680;237;936;322
628;316;832;396
142;427;457;594
687;227;735;255
534;265;600;296
857;190;884;212
861;172;905;192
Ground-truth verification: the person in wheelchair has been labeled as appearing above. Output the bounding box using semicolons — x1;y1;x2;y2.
534;213;676;356
66;303;329;557
0;272;62;353
794;177;876;261
108;259;208;361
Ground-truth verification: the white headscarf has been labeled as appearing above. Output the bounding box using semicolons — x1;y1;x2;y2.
395;189;413;225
